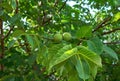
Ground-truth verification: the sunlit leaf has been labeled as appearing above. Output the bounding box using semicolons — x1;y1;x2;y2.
49;44;74;70
76;26;92;39
49;45;102;72
77;46;102;67
112;12;120;22
61;19;69;23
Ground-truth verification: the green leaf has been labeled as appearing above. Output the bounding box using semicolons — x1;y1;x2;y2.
0;74;18;81
89;62;98;79
10;0;17;9
8;40;16;49
112;12;120;22
76;26;92;39
61;19;69;23
26;35;34;50
49;45;102;72
76;58;90;80
28;54;37;65
77;46;102;67
114;0;120;6
49;44;74;70
48;44;65;62
0;10;4;16
88;76;94;81
103;45;118;60
68;74;79;81
0;11;10;21
34;35;40;49
39;44;65;69
9;14;21;26
36;45;48;64
87;37;103;55
12;29;25;37
0;2;13;12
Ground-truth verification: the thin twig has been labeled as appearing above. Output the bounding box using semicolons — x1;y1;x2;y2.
42;17;52;26
4;26;14;39
15;0;18;14
4;0;19;39
102;27;120;35
41;0;68;26
103;41;120;44
54;0;59;7
92;17;112;33
58;0;68;12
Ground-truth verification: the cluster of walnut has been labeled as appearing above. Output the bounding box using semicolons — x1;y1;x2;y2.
53;32;72;43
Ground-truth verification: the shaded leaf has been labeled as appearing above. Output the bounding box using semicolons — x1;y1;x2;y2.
87;37;103;55
28;54;37;65
0;2;13;12
103;45;118;60
89;62;98;79
9;14;21;26
8;40;16;49
76;58;90;80
36;45;48;64
26;35;34;50
10;0;17;9
12;30;25;37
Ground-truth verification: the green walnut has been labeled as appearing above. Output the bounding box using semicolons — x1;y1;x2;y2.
53;33;62;42
63;32;72;41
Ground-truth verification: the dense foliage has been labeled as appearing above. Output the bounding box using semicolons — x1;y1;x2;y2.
0;0;120;81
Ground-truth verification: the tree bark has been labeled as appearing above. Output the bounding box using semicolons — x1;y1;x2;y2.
0;0;4;71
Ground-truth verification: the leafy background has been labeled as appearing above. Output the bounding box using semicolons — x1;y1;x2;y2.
0;0;120;81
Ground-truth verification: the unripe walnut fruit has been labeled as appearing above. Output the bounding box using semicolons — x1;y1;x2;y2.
53;33;62;42
63;32;71;41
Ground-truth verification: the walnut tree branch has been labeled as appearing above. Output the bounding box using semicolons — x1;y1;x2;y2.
0;0;4;71
42;17;52;26
4;0;19;39
41;0;68;26
102;27;120;35
4;26;14;39
15;0;18;14
58;0;68;12
0;19;3;57
92;17;112;33
103;41;120;45
54;0;59;7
